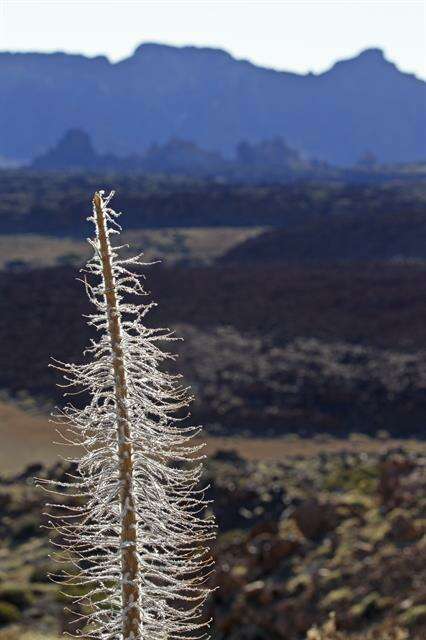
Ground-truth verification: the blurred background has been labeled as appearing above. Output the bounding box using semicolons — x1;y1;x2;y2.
0;1;425;638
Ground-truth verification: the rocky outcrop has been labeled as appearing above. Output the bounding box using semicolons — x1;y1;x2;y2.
0;447;424;638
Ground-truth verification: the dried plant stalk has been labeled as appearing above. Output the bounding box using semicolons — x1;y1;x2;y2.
93;192;141;638
41;190;215;640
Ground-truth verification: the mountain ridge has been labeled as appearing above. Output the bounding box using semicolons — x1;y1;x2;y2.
3;43;418;78
1;42;425;164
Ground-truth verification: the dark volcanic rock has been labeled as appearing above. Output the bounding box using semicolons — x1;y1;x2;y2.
292;498;338;541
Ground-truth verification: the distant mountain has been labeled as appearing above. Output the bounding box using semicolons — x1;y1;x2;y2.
31;128;227;174
1;44;425;165
32;129;99;170
31;128;316;177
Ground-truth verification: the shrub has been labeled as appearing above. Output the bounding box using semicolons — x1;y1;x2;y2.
0;602;21;624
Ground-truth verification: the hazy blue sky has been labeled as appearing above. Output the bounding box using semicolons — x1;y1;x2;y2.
1;0;425;79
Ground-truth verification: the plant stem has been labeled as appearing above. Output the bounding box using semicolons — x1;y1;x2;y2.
93;191;141;639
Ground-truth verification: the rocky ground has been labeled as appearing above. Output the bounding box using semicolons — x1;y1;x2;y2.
175;325;426;436
4;259;426;437
0;445;425;639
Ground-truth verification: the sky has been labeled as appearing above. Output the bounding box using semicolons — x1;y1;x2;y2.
0;0;425;79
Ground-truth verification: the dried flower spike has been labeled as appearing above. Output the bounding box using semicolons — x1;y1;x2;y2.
40;191;215;640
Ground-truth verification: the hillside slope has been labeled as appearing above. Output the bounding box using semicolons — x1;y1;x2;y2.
221;210;426;265
2;264;426;435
